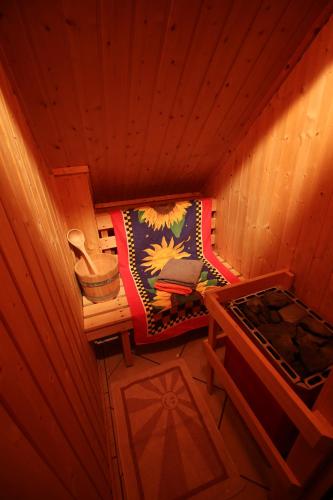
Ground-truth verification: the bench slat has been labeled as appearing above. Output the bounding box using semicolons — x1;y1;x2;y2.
96;212;113;230
85;320;133;341
84;307;132;332
100;235;117;250
84;295;129;319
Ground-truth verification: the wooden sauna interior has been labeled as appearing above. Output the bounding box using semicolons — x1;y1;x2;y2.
1;1;333;499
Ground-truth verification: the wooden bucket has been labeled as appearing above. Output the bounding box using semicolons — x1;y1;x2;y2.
75;253;120;303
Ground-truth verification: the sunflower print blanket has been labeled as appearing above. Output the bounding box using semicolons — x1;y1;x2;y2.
110;198;238;345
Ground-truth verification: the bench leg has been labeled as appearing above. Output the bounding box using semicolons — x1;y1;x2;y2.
120;331;133;367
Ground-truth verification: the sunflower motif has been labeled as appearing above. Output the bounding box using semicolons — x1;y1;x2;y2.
152;290;172;310
137;201;191;234
142;236;190;275
196;280;209;295
196;278;220;296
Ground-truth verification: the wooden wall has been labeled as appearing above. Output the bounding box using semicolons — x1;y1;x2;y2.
0;0;332;202
0;60;111;498
205;16;333;322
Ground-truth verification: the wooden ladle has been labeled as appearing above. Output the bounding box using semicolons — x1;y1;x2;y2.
67;229;98;275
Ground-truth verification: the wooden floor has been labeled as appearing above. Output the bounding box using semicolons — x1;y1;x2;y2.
97;328;273;500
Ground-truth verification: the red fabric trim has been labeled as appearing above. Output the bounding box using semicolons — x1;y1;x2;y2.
134;315;209;345
201;198;239;284
155;282;193;295
110;210;148;337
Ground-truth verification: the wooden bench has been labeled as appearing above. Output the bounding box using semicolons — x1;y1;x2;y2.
83;196;241;365
52;168;240;366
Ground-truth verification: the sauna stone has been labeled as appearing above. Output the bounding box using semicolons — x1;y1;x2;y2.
258;322;297;340
239;304;261;326
263;291;291;309
258;323;298;363
296;326;327;346
247;297;264;314
279;303;307;324
258;311;271;324
299;315;333;338
242;298;272;324
297;334;333;374
236;290;333;379
271;335;298;363
269;310;281;324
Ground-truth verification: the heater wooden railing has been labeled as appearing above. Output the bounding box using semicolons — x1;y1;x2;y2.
204;270;333;499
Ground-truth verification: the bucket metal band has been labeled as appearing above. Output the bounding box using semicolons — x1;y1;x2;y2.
81;273;119;288
86;292;119;302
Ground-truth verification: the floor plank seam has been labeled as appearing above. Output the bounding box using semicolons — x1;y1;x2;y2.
106;359;124;389
107;404;125;499
188;374;207;384
240;474;270;491
105;383;113;410
113;456;126;500
99;354;123;499
179;340;195;358
176;341;188;358
218;395;228;429
191;375;226;394
112;417;126;500
135;353;161;365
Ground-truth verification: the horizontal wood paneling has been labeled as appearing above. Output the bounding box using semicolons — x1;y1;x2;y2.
205;16;333;322
0;59;111;498
0;0;331;202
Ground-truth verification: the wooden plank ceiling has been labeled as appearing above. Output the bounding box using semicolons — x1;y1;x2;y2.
0;0;332;202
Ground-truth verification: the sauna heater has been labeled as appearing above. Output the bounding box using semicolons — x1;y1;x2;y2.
225;287;333;400
222;287;333;456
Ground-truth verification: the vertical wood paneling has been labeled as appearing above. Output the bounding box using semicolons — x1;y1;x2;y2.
53;168;101;253
18;0;87;164
0;58;111;498
0;401;72;500
0;0;331;201
205;17;333;322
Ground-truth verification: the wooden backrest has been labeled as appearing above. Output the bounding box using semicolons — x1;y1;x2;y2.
94;197;217;254
51;168;216;258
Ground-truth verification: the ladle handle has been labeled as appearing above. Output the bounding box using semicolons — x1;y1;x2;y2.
67;229;98;275
82;248;98;275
